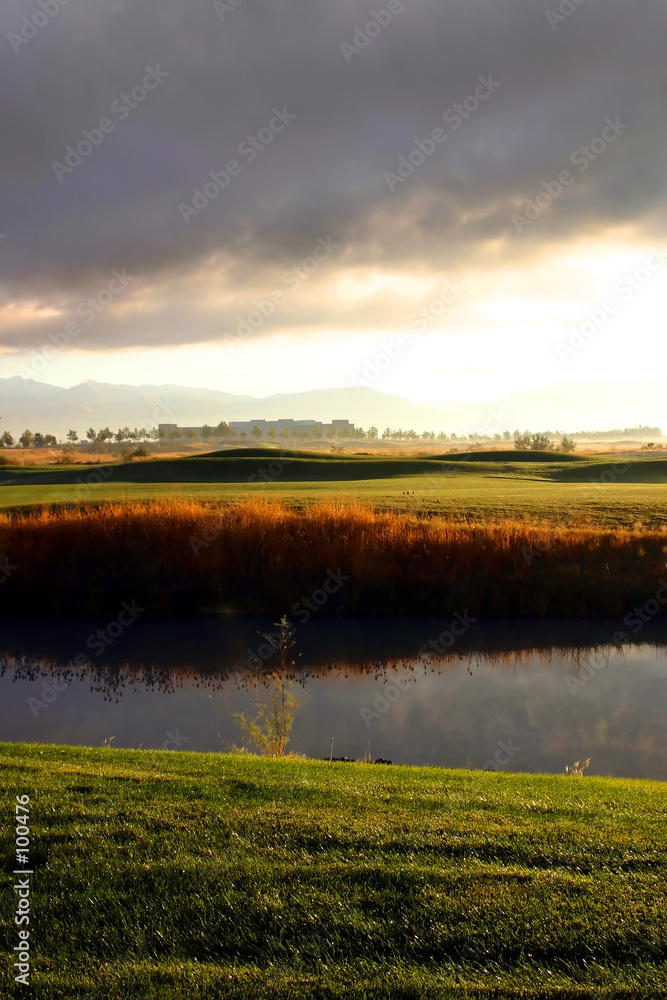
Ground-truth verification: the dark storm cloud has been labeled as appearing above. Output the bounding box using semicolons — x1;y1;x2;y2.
1;0;665;350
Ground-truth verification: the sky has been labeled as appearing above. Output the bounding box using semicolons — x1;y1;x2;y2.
1;0;666;404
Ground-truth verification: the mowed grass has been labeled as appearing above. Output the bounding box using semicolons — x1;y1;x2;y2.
1;743;666;999
1;449;666;527
1;475;667;529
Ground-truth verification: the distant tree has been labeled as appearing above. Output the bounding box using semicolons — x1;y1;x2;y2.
503;430;511;440
530;433;554;451
381;427;393;440
437;431;448;441
19;430;35;448
281;426;292;440
422;430;436;440
268;427;278;440
67;429;78;443
86;427;97;443
367;426;378;440
44;434;57;447
252;425;263;440
560;435;576;453
326;427;336;440
201;424;214;439
311;426;322;440
215;421;231;439
514;431;531;451
1;430;14;448
97;427;114;443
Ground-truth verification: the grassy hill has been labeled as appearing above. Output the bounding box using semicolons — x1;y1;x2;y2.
1;743;665;999
1;450;666;528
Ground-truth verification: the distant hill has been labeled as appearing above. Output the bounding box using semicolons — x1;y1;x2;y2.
427;380;667;437
0;377;664;440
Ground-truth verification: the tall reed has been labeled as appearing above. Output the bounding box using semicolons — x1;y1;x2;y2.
1;499;665;618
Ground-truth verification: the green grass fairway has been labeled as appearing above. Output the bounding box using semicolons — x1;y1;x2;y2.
1;743;666;998
1;453;666;526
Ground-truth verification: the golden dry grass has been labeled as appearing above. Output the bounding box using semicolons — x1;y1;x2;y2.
1;498;666;619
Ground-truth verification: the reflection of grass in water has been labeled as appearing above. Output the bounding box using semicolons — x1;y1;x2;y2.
228;616;303;757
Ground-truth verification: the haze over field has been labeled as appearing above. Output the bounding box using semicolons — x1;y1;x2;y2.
1;1;665;414
0;376;665;440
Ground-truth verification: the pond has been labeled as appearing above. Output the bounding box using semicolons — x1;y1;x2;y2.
1;616;665;780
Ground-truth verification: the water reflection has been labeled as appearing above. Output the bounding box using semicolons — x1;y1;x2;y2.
0;617;665;780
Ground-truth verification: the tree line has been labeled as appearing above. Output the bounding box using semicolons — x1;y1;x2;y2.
0;426;160;448
0;419;660;450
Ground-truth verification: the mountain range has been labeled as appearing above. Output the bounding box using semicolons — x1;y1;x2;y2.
0;377;665;439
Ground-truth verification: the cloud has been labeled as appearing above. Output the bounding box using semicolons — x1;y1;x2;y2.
0;0;665;352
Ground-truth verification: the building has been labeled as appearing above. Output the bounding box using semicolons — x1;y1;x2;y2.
159;418;355;440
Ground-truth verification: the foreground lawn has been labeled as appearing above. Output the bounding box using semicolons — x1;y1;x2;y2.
1;743;666;998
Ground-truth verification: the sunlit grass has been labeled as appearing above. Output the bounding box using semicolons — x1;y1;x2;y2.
1;498;666;618
0;743;666;998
